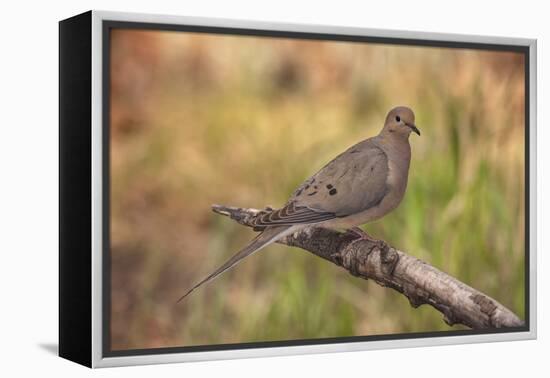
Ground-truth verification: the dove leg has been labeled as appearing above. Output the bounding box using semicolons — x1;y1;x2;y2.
345;226;378;242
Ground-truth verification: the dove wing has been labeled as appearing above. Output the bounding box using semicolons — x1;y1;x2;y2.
252;138;389;228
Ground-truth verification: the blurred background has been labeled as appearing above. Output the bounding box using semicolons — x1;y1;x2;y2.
109;29;525;351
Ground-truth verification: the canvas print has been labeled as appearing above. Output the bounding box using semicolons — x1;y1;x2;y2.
107;27;526;352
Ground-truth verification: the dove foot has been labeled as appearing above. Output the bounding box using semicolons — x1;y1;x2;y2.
375;241;399;276
340;228;398;276
345;227;379;242
335;244;366;277
351;236;398;276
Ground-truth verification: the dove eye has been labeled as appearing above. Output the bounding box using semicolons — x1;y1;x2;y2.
395;115;401;122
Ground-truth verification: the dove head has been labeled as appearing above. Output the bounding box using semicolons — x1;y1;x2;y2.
382;106;420;138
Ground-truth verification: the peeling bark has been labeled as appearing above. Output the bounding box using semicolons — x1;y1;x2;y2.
212;204;524;329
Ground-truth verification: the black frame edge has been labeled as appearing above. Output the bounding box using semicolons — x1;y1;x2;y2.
59;10;93;368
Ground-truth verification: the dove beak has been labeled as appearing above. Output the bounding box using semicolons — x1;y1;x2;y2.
406;122;420;136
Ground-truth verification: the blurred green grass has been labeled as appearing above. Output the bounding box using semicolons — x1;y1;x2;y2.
109;30;525;350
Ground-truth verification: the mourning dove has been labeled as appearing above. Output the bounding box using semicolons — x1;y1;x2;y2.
178;106;419;302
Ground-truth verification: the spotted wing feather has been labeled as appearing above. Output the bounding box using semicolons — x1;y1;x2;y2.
252;201;335;227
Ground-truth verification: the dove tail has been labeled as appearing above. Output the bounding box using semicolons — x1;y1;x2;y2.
176;225;296;303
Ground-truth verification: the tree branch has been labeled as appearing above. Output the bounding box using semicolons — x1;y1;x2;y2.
212;204;524;329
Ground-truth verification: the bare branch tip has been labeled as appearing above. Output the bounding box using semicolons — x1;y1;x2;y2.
211;204;231;216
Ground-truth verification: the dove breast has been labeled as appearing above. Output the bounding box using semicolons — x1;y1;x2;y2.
327;136;412;228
